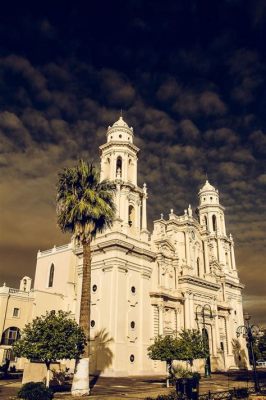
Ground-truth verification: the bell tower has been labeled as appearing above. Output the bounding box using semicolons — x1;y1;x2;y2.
198;180;236;273
99;116;148;239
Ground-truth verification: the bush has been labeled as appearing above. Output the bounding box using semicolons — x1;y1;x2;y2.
145;391;178;400
17;382;53;400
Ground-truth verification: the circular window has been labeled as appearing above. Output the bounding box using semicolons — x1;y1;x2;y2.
91;320;95;328
131;286;136;294
130;354;135;363
130;321;135;329
92;284;97;292
110;136;113;139
128;137;130;140
119;134;122;138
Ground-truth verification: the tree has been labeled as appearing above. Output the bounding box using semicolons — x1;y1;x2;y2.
175;329;208;366
147;335;179;387
13;310;86;388
56;160;115;396
147;330;207;386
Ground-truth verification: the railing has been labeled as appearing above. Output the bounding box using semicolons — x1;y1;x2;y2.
198;385;266;400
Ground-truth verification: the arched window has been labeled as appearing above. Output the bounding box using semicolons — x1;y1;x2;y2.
1;327;20;345
48;263;54;288
204;216;208;229
212;215;217;232
128;205;135;227
197;257;200;276
116;156;122;178
128;158;133;182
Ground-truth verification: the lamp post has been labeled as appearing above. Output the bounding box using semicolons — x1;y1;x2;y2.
195;304;214;377
236;313;260;392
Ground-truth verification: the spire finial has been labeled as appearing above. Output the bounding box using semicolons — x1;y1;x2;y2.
120;108;123;118
205;171;208;182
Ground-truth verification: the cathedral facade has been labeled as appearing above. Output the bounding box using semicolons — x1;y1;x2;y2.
0;117;247;375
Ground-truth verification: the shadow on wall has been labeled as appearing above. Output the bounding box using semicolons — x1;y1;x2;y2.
232;339;248;369
90;329;114;378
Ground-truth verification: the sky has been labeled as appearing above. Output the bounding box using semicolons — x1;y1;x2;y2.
0;0;265;326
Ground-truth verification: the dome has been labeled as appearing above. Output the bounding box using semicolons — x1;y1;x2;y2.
112;116;129;128
200;180;216;192
106;115;134;143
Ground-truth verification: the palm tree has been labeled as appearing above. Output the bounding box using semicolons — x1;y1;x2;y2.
56;160;115;396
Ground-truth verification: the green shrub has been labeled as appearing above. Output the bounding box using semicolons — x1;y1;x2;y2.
145;391;177;400
17;382;53;400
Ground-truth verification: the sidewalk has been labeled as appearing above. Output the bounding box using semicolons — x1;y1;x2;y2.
0;370;265;399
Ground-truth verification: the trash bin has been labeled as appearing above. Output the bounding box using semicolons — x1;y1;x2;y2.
176;377;199;400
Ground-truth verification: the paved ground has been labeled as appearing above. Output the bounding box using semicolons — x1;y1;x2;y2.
0;370;265;399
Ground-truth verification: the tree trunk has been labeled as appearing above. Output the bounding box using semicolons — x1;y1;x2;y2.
45;361;51;388
71;240;91;396
166;360;172;388
79;240;91;357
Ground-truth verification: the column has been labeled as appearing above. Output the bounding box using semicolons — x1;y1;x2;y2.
116;184;121;219
222;216;226;236
212;307;220;357
189;294;195;329
230;242;236;270
121;154;126;182
142;183;147;230
175;309;178;332
185;232;190;265
110;153;114;180
159;305;164;335
177;308;183;330
225;315;233;355
134;157;138;186
184;292;190;329
203;240;210;273
217;238;223;264
137;200;141;231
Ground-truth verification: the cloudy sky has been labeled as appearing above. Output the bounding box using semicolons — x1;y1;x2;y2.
0;1;265;325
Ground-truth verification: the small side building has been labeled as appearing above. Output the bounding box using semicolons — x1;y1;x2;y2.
0;277;33;369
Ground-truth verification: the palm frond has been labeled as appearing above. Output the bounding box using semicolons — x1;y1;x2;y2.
56;160;116;243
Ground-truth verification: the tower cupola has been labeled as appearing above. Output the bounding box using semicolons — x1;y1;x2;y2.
107;116;134;144
197;180;226;235
198;180;219;206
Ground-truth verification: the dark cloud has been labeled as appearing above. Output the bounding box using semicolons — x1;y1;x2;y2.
0;0;265;326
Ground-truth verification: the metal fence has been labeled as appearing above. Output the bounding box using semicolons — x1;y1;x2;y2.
198;384;266;400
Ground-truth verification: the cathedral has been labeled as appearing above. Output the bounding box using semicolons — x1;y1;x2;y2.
0;116;247;376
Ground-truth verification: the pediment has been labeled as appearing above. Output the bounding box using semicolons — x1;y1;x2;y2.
156;239;176;258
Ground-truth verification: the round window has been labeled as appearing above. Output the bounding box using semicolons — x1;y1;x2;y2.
131;286;136;294
92;284;97;292
130;321;135;329
91;320;95;328
119;134;122;138
130;354;135;363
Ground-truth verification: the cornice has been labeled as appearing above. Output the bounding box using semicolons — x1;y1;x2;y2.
178;275;220;291
225;278;245;290
99;141;139;154
150;290;184;302
198;204;225;212
76;238;156;261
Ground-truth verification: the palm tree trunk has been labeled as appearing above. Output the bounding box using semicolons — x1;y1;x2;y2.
79;240;91;358
71;240;91;396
